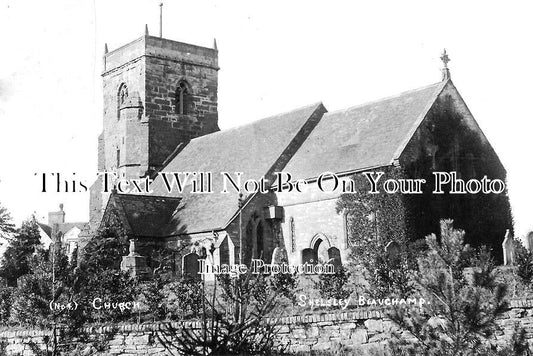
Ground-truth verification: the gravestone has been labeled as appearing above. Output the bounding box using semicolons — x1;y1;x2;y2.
502;230;514;266
182;252;200;279
327;247;342;272
301;248;318;265
385;241;401;267
120;239;151;278
527;231;533;251
271;247;289;264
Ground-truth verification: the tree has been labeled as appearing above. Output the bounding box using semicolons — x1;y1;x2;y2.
0;203;15;240
78;211;129;274
156;271;291;355
513;240;533;289
0;215;42;285
388;220;510;355
7;243;73;327
72;212;136;323
337;166;422;299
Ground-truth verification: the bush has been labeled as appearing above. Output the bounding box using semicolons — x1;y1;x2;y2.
315;266;351;300
0;286;14;325
136;275;203;322
164;277;203;319
514;240;533;288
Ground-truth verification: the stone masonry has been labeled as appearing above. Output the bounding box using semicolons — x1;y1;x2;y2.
3;299;533;355
89;34;219;229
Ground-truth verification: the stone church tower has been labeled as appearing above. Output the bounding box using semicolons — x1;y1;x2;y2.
88;31;219;229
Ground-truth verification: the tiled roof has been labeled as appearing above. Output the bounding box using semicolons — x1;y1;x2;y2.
38;222;87;237
105;194;182;237
38;223;52;237
107;81;448;237
150;102;327;234
283;81;447;180
57;223;87;235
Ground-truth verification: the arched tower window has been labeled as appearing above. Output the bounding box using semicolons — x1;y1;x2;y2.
117;83;128;119
175;81;191;115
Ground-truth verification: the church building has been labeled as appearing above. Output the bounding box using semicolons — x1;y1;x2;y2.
88;30;513;274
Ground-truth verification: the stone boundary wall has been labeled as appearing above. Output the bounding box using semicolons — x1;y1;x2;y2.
2;299;533;355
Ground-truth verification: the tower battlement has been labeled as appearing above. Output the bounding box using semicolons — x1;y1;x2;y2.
103;35;218;74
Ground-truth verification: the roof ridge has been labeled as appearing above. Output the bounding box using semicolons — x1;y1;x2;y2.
324;81;444;116
188;101;324;142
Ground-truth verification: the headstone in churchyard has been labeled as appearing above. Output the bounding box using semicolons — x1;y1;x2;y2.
385;241;401;267
502;229;515;266
327;247;342;272
301;248;318;265
527;231;533;251
271;247;289;264
182;252;200;279
121;240;151;278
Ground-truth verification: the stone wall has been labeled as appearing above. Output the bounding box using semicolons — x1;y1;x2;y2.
2;299;533;355
277;176;352;266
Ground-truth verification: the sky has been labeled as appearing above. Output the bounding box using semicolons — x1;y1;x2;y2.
0;0;532;239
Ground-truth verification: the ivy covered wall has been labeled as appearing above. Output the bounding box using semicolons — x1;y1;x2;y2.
400;90;513;262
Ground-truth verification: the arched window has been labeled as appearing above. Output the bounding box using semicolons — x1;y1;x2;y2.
327;246;342;271
117;83;128;119
175;81;191;115
311;234;331;263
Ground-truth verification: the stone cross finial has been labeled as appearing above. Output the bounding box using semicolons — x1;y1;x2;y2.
440;49;451;81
